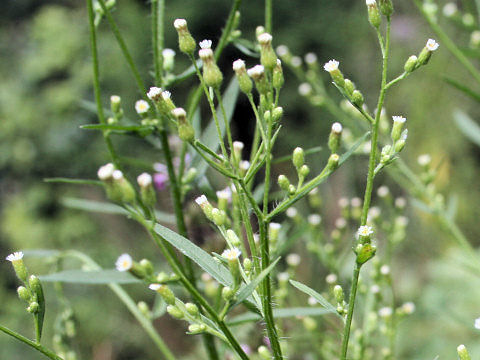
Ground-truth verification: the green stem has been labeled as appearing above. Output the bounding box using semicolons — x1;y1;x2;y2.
0;324;63;360
340;263;361;360
152;0;164;87
215;89;235;155
265;0;273;33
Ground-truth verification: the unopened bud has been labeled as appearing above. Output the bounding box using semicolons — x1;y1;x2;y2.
174;19;196;54
292;147;305;168
166;305;184;319
404;55;418;73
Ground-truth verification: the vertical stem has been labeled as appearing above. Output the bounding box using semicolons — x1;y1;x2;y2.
152;0;164;87
341;18;391;360
265;0;273;33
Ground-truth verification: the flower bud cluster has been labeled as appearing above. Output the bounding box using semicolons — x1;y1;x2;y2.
324;60;365;108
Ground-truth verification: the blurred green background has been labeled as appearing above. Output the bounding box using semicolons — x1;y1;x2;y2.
1;0;480;359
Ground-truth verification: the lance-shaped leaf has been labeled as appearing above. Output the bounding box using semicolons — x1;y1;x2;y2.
289;280;342;319
39;269;142;284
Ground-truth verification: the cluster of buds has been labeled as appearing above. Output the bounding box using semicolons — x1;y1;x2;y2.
147;86;176;117
324;60;364;108
198;40;223;88
52;307;77;360
403;39;439;74
333;284;348;316
108;95;123;124
195;195;228;227
377;116;408;172
6;252;46;340
354;225;377;265
115;253;157;281
97;163;136;204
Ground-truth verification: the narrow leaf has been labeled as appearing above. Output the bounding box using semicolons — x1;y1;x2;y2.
153;223;233;286
227;307;333;326
39;269;142;284
453;109;480;147
234;257;280;306
81;124;152;131
44;178;102;186
22;249;61;258
289;280;342;319
272;146;323;164
443;76;480;103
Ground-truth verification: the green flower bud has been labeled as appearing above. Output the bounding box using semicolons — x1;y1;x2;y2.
258;33;278;70
457;344;472;360
355;243;377;265
157;285;176;305
288;184;297;195
344;79;355;97
27;301;39;313
137;301;150;318
303;316;317;331
334;285;344;303
222;248;241;286
139;259;154;276
166;305;184;319
110;95;122;115
269;223;281;244
352;90;364;107
222;286;235;301
174;19;196;54
111;170;136;204
391;116;406;142
211;208;226;227
256;26;266;38
404;55;418;73
299;164;310;178
328;122;343;154
272;106;284;122
137;173;156;208
6;252;28;283
367;0;381;28
292;147;305;168
233;59;253;94
243;258;253;273
199;44;223;88
17;286;31;302
226;229;242;247
278;174;291;191
248;65;269;95
417;39;439;66
185;303;199;317
183;168;197;184
188;323;206;334
162;48;176;72
324;60;345;87
273;59;284;89
378;0;394;16
195;195;214;220
172;108;195;142
326;153;340;171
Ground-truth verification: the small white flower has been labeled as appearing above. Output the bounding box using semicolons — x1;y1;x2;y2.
110;95;121;103
377;185;389;198
426;39;439;51
325;273;337;284
308;214;322;225
324;59;339;73
417;154;431;166
135;100;150;114
276;45;289;57
258;32;273;45
222;248;241;261
401;302;415;314
112;170;124;180
269;222;281;231
474;317;480;329
286;253;301;267
366;0;376;5
338;197;349;208
147;87;162;101
233;59;246;72
162;48;176;57
291;56;302;68
239;161;250;171
351;197;362;207
370;285;380;294
443;3;457;17
174;18;187;30
162;91;171;100
457;345;467;353
195;195;208;206
233;141;244;152
149;283;162;291
199;39;212;49
216;187;231;201
137;173;152;188
97;163;115;180
116;254;133;272
247;65;265;78
392;115;406;123
6;251;24;262
331;122;343;134
335;218;347;229
395;197;406;209
378;307;393;318
304;52;318;64
380;265;390;275
286;207;298;218
357;225;374;238
277;272;289;282
298;83;312;96
199;48;213;60
308;296;318;306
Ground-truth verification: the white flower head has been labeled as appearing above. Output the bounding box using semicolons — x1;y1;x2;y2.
377;185;389;198
258;32;273;45
308;214;322;225
240;160;250;171
392;115;406;123
332;122;343;134
277;272;289;282
135;100;150;114
116;254;133;272
110;95;121;103
335;217;347;229
149;283;162;291
357;225;374;238
247;65;265;79
380;265;390;275
325;273;337;284
199;39;212;49
162;91;171;100
222;247;241;261
199;48;214;60
370;284;380;294
443;3;457;17
395;197;406;209
216;187;232;201
298;83;312;96
98;163;115;180
233;141;244;152
112;170;124;180
351;197;362;207
286;207;298;218
276;45;289;57
195;195;208;206
137;173;152;188
6;251;24;262
147;87;162;101
366;0;376;5
305;52;318;64
426;39;439;51
291;56;302;68
174;18;187;30
458;345;467;353
402;302;416;314
162;48;176;57
233;59;246;72
417;154;431;166
338;197;349;208
474;317;480;329
379;307;393;318
324;59;339;73
286;253;301;267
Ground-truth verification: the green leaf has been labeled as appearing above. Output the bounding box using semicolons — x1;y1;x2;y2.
272;146;323;164
289;280;342;319
39;269;142;284
81;124;152;131
190;78;239;179
60;197;176;224
22;249;61;258
453;109;480;147
446;194;458;221
227;307;333;326
443;77;480;103
233;39;260;58
234;257;280;307
44;178;102;186
153;223;233;286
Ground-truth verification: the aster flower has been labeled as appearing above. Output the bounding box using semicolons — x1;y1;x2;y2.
116;254;133;272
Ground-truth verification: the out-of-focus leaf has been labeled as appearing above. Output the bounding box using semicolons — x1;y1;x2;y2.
446;194;458;221
289;280;342;319
39;269;142;284
443;77;480;103
227;307;334;326
44;178;102;186
453;109;480;147
233;39;260;58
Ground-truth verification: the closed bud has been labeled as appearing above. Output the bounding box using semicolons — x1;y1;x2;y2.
457;345;472;360
166;305;184;319
366;0;381;28
272;106;283;122
185;303;199;317
222;286;235;301
299;164;310;177
162;48;176;72
172;108;195;142
258;33;278;70
324;60;344;87
334;285;344;303
292;147;305;168
248;65;269;95
328;122;343;153
344;79;355;97
243;258;253;273
391;116;406;142
173;19;196;54
110;95;122;115
278;174;290;191
378;0;394;16
355;243;377;265
326;153;340;171
112;170;136;204
27;301;39;314
404;55;418;73
188;324;206;334
226;229;242;247
273;59;284;89
137;173;156;208
139;259;154;276
199;47;223;88
233;59;253;94
351;90;364;107
137;301;150;318
17;286;31;302
157;285;176;305
211;208;226;227
288;184;297;195
195;195;214;220
269;223;281;243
